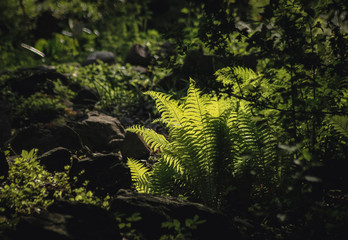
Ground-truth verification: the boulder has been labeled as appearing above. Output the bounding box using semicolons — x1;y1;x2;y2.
8;125;85;155
121;131;150;161
125;44;152;67
38;147;72;172
6;67;69;97
110;189;242;240
13;200;121;240
71;153;131;196
82;51;116;66
73;86;100;107
73;112;125;152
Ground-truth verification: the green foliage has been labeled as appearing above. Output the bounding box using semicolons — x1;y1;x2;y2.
160;215;206;240
15;92;65;122
331;115;348;139
0;149;110;223
115;212;143;240
34;33;80;61
127;158;151;193
58;61;166;113
127;79;279;208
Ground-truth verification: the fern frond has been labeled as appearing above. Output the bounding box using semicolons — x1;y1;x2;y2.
127;158;151;193
331;115;348;139
145;91;183;127
152;118;167;125
234;105;278;189
150;160;182;196
215;66;257;87
184;79;208;125
126;125;169;152
206;95;233;118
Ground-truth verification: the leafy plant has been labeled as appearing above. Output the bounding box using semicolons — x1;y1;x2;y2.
127;79;279;208
160;214;206;240
115;212;143;240
0;149;110;222
16;92;65;122
58;61;167;113
331;115;348;139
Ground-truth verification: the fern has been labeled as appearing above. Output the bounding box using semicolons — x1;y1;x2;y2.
331;115;348;139
215;66;258;91
127;158;151;193
126;77;278;209
144;91;184;127
126;125;168;152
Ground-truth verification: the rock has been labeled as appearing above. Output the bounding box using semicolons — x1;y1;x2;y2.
29;104;65;123
0;100;11;147
13;200;121;240
73;112;125;152
110;189;241;240
125;44;152;67
121;131;150;161
82;51;116;66
71;153;131;196
110;190;241;240
73;86;100;107
6;67;69;97
8;125;85;155
38;147;72;172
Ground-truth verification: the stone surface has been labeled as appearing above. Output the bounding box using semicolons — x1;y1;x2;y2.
8;125;85;155
13;200;121;240
6;68;68;97
73;86;100;107
38;147;72;172
71;153;131;196
120;131;150;161
125;44;152;67
73;112;125;152
82;51;116;66
110;189;241;240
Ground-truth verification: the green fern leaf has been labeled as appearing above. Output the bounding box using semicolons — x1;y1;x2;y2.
145;91;183;127
331;115;348;139
126;125;169;152
127;158;151;193
215;66;257;87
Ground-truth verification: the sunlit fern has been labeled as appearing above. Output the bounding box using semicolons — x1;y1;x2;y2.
127;79;278;208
